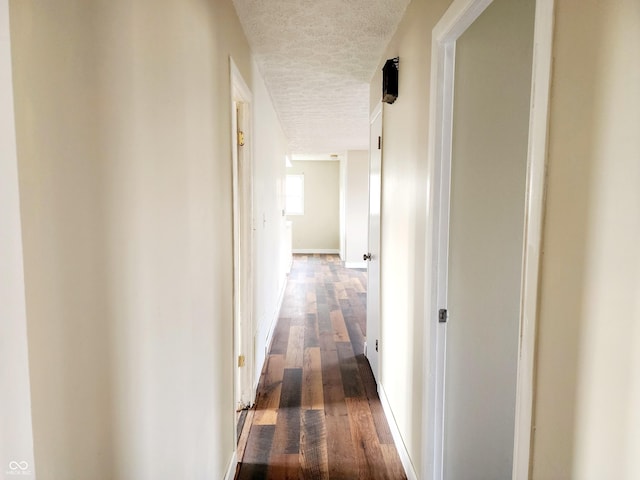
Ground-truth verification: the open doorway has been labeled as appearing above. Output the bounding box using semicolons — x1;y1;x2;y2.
443;0;535;477
230;58;255;437
425;0;554;478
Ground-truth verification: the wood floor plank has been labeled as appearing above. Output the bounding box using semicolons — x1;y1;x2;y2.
267;454;300;479
317;303;331;334
321;344;357;479
300;409;329;479
339;301;353;317
331;309;350;343
356;354;394;444
236;424;275;480
285;326;305;368
353;306;367;337
254;354;284;425
302;347;324;410
356;354;378;401
325;407;357;479
344;313;365;355
320;346;343;410
306;290;317;314
351;277;366;293
345;287;362;306
336;341;365;398
237;409;248;444
345;397;389;480
381;444;408;480
315;287;328;307
270;317;291;355
236;408;255;461
304;313;319;348
335;282;348;300
272;368;302;455
324;283;341;312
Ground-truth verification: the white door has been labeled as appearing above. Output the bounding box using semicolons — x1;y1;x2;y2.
365;104;382;382
441;0;535;478
231;60;255;414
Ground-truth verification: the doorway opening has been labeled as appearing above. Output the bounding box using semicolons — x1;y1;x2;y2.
424;0;554;478
230;58;255;440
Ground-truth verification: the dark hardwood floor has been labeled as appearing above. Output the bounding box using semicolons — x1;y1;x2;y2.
235;254;407;480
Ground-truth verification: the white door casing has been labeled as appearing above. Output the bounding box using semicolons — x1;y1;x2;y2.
366;102;383;382
445;0;535;476
230;58;255;417
423;0;554;478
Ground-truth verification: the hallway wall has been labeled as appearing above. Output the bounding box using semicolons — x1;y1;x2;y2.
8;0;287;478
532;0;640;478
251;59;290;387
287;160;340;252
369;0;453;475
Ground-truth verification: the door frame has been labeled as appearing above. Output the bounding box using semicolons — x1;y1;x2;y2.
422;0;555;478
230;57;255;415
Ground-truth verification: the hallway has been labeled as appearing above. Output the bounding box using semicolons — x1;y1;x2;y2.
235;255;406;479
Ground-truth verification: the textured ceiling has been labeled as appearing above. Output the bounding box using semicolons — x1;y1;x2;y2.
232;0;410;155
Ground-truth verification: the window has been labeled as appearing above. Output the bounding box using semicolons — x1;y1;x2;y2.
285;174;304;215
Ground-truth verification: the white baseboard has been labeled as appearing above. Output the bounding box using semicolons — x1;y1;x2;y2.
378;383;418;480
345;261;367;269
292;249;340;254
224;451;237;480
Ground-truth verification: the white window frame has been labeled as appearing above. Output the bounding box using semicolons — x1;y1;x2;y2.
285;174;304;215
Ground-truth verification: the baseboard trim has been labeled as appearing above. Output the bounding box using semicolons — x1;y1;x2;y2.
345;261;367;269
378;383;418;480
292;249;340;254
224;451;237;480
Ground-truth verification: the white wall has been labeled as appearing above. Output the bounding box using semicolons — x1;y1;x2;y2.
12;0;115;476
251;59;290;387
287;160;340;252
0;0;35;476
344;150;369;268
369;0;453;473
8;0;286;477
532;0;640;478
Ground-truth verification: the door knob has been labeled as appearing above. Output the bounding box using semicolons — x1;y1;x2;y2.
363;253;372;261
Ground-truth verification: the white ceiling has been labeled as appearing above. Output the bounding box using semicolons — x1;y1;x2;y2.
232;0;410;155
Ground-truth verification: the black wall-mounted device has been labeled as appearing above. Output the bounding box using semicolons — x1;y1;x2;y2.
382;57;399;104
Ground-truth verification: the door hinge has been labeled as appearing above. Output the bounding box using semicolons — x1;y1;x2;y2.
375;339;379;352
377;136;382;150
237;130;245;146
238;355;245;367
438;309;448;323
